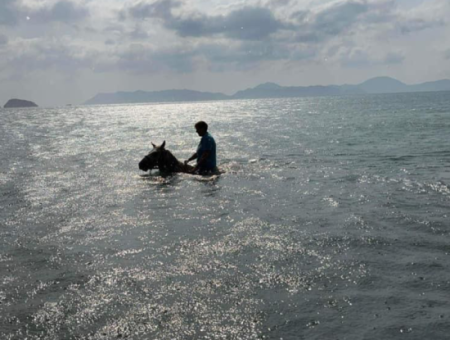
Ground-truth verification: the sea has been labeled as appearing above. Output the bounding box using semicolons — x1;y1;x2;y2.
1;92;450;339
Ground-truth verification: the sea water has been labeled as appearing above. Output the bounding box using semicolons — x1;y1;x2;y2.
1;92;450;339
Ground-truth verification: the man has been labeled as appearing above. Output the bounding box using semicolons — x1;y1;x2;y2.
185;121;217;174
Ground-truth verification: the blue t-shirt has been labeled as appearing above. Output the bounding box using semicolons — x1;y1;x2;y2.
197;132;216;170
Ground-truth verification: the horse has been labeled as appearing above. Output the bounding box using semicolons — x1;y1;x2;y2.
139;141;194;174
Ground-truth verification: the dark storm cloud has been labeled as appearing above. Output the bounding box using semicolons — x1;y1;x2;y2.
125;1;290;40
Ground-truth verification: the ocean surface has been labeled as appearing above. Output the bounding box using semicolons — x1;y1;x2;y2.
1;92;450;339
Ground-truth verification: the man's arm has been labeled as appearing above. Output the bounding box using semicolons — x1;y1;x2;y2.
185;153;197;164
191;151;210;172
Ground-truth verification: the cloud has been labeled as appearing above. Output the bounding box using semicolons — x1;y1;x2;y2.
126;0;179;21
1;0;417;78
332;44;405;68
103;23;126;35
398;17;444;34
294;1;385;43
198;41;297;69
339;48;372;68
120;0;449;48
219;7;288;40
0;0;90;26
0;0;448;86
1;38;97;80
0;37;197;78
394;0;448;35
30;1;90;24
124;1;291;40
113;44;196;74
0;0;19;26
266;0;293;9
313;1;369;35
0;34;8;46
444;49;450;60
383;51;405;64
129;24;150;40
107;37;317;75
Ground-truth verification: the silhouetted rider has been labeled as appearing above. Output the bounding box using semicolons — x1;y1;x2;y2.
185;121;217;174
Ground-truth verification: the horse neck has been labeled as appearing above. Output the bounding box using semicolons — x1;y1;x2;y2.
159;149;181;171
163;150;179;163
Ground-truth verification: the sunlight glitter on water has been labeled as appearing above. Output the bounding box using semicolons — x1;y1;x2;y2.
1;93;450;339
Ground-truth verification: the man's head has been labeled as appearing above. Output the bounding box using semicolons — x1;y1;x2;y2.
195;121;208;136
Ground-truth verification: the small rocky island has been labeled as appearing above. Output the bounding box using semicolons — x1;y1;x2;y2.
4;99;38;108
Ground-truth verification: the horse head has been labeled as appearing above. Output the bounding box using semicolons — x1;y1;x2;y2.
139;141;166;171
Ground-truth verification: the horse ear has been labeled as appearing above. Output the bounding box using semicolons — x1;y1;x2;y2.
151;142;156;149
161;141;166;149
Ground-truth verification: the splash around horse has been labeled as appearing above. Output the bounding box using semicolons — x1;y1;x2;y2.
139;141;195;174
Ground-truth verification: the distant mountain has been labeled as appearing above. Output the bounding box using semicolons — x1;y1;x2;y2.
411;79;450;93
232;83;364;99
358;77;408;93
84;77;450;105
358;77;450;94
84;89;228;105
4;98;38;108
233;77;450;99
254;82;283;90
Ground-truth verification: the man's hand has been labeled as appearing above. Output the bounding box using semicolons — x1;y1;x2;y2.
185;153;197;165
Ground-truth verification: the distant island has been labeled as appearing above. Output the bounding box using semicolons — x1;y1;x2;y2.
4;99;38;108
84;77;450;106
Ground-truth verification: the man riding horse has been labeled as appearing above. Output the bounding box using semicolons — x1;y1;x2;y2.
139;121;217;175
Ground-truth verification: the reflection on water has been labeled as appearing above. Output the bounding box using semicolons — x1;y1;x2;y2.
1;93;450;339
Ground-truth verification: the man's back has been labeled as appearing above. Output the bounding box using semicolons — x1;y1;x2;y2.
197;132;216;170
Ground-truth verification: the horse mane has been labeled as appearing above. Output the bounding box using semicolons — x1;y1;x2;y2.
158;149;182;173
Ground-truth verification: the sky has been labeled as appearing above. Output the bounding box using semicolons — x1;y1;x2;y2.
0;0;449;106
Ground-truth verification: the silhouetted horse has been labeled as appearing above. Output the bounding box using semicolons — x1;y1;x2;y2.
139;141;194;174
